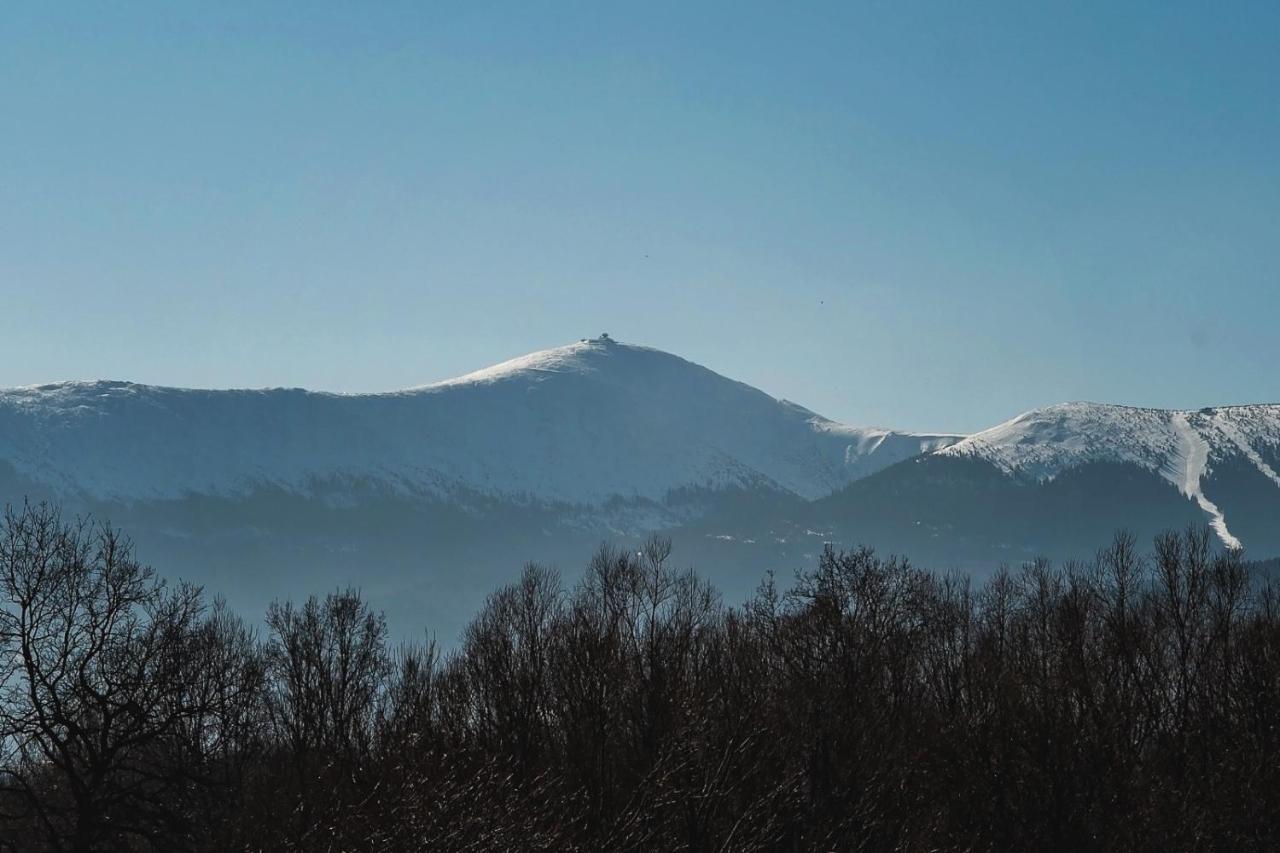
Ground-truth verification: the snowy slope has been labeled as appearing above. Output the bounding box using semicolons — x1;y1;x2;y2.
0;338;960;507
937;402;1280;547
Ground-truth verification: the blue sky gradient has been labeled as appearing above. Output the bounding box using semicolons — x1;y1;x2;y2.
2;2;1277;432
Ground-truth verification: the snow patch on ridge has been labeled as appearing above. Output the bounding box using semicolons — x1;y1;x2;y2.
937;403;1183;481
419;339;603;389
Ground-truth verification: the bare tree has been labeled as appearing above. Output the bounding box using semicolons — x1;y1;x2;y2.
0;502;253;853
261;588;390;850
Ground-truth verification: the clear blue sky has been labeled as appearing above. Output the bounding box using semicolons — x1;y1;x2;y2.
2;2;1277;433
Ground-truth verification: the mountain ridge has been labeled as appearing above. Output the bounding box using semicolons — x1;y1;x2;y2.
3;339;1279;640
0;337;960;506
936;400;1280;548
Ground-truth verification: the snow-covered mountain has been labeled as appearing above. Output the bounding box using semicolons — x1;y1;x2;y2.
0;336;958;509
935;402;1280;549
803;400;1280;570
2;340;1277;639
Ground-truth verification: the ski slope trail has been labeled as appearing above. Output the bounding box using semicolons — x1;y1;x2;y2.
1171;412;1241;549
937;402;1280;551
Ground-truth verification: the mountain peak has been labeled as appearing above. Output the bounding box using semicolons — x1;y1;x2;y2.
0;339;960;505
419;337;665;390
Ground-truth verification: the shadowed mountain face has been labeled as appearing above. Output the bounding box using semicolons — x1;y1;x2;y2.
811;456;1209;569
1;338;1277;640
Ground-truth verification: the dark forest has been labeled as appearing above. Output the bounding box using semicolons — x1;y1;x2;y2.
2;502;1278;852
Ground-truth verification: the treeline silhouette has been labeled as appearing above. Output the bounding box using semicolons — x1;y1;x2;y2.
2;501;1279;852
